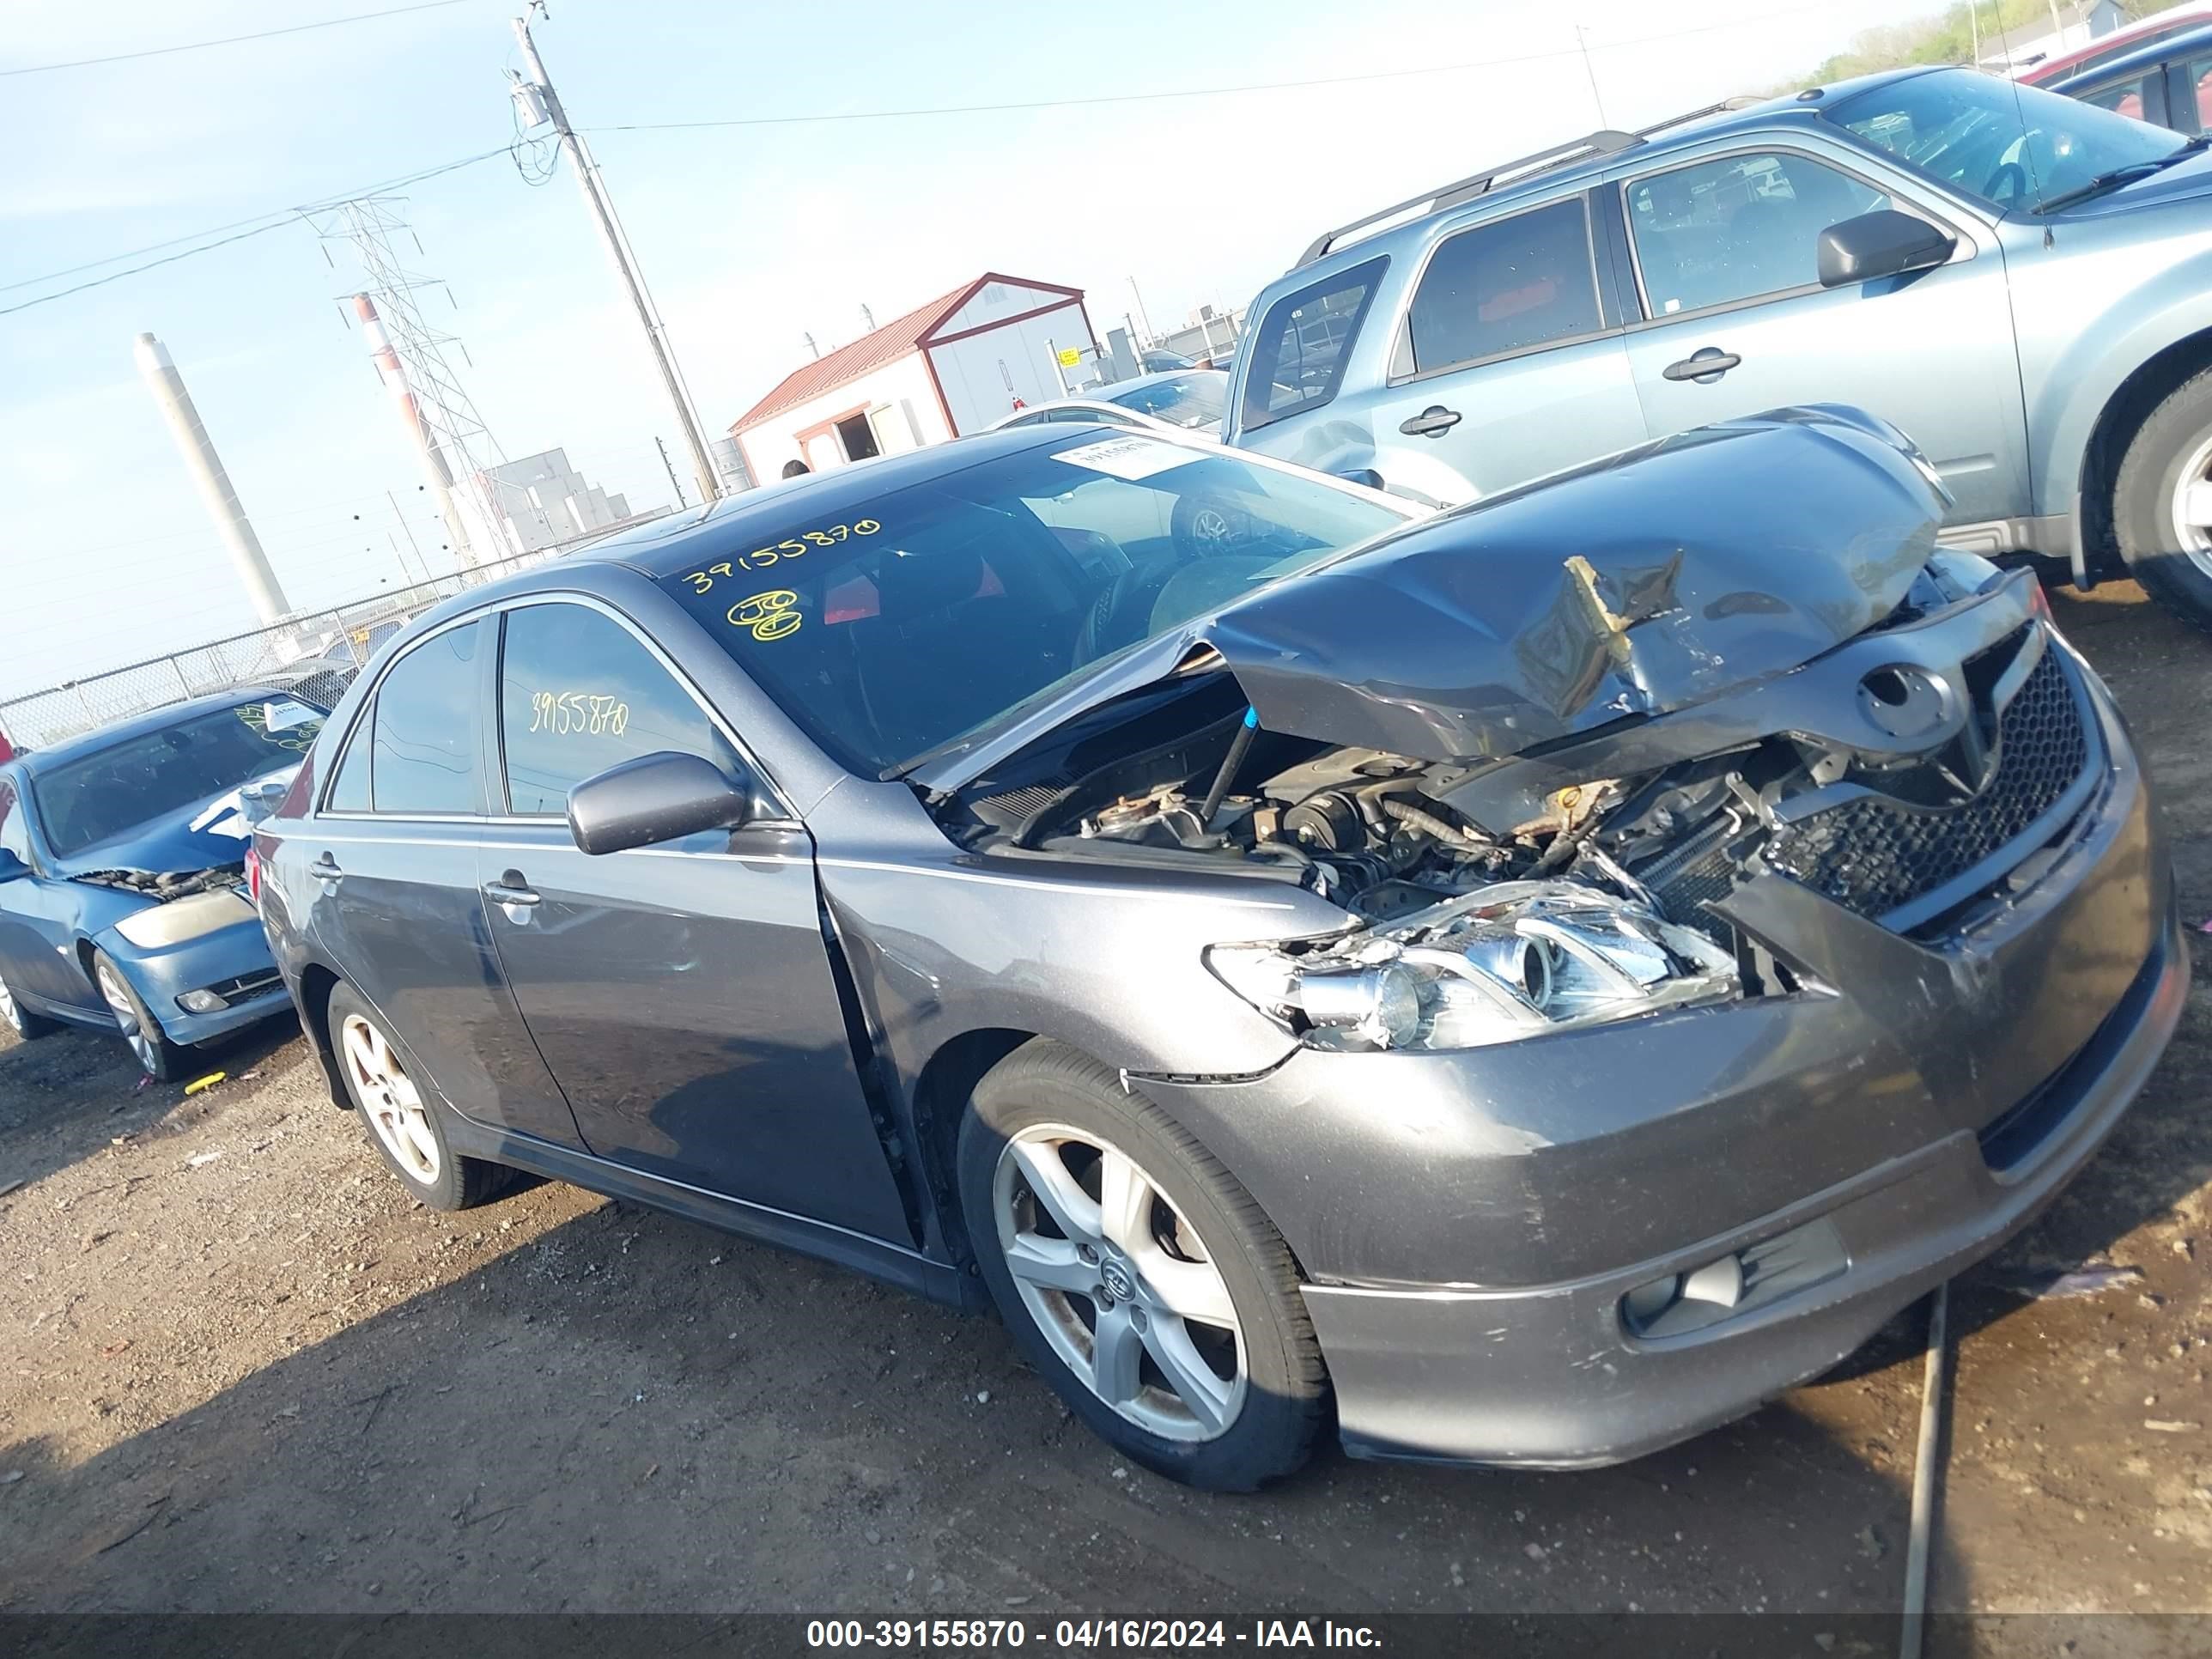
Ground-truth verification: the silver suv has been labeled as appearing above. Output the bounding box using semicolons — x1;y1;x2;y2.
1223;66;2212;630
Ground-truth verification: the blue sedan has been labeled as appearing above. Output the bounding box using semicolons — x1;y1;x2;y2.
0;688;324;1079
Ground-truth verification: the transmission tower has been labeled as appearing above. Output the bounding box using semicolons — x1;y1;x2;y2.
308;197;516;568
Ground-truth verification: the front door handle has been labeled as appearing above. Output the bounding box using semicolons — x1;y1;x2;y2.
483;872;542;909
310;854;343;884
1398;404;1463;438
1662;349;1741;383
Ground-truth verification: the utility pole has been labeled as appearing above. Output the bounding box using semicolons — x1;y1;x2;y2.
1574;24;1610;128
656;436;688;508
387;489;430;582
511;7;720;504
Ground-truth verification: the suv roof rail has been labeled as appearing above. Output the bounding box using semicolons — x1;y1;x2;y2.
1293;95;1765;270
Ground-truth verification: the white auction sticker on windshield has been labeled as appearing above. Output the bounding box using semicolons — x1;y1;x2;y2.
1051;436;1202;481
260;698;319;732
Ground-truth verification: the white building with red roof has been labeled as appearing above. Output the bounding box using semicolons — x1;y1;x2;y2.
728;273;1096;481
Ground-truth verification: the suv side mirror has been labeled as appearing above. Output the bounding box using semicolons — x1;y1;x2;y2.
1818;210;1957;288
0;847;27;883
567;750;752;856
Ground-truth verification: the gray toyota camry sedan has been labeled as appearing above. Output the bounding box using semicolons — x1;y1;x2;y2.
254;410;2184;1490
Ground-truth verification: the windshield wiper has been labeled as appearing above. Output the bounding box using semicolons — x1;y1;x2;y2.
2036;135;2212;214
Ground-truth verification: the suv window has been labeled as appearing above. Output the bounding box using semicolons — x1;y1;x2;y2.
1239;256;1387;433
498;602;748;817
1627;151;1890;317
1406;198;1604;374
2076;72;2158;123
371;622;484;816
0;781;27;862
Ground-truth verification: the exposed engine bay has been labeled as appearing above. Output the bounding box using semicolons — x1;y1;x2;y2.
937;549;2091;1053
74;863;245;902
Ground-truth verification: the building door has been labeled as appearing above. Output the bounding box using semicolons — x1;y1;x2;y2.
836;411;881;461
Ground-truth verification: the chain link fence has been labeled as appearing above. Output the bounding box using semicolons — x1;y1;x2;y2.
0;520;667;752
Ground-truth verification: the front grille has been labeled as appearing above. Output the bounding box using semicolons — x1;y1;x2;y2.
207;969;283;1002
1765;643;2090;927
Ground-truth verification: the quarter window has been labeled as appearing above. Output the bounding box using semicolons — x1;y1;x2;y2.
2185;55;2212;130
2076;74;2157;123
1405;198;1604;374
1627;152;1892;318
324;708;373;813
497;603;748;817
1239;256;1387;432
370;622;485;815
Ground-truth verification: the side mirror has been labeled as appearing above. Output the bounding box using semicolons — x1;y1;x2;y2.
237;775;294;828
567;750;751;856
1818;210;1956;288
0;848;27;883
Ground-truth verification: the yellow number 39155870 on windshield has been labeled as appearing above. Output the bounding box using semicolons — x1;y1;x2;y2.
682;518;879;592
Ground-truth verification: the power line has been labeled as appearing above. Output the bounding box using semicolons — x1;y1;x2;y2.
583;5;1838;135
0;147;514;317
1;0;479;80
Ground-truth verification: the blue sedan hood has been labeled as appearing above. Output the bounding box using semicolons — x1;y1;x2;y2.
56;772;289;889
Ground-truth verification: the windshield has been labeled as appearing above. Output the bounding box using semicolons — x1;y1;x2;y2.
1828;68;2184;212
1109;372;1229;433
658;436;1408;776
34;697;324;860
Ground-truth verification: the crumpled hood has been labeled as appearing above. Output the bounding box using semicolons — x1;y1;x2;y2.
911;407;1945;791
1200;407;1943;763
57;766;297;892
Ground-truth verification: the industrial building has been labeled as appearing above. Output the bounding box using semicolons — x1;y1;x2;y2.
483;448;639;552
729;274;1096;479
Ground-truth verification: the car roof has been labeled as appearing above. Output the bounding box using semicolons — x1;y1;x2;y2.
458;425;1114;587
2050;21;2212;88
1285;69;1933;275
11;684;304;777
2025;3;2212;81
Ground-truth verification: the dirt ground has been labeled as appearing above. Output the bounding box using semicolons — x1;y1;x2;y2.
0;582;2207;1628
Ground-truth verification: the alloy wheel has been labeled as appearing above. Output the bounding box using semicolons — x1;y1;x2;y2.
341;1012;441;1183
94;961;159;1074
1189;505;1236;549
2166;429;2212;577
992;1123;1247;1443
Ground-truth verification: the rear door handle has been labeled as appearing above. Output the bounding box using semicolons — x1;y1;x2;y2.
1662;349;1741;383
1398;404;1463;438
310;854;343;884
483;872;542;908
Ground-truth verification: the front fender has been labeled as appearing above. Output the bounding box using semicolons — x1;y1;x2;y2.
2015;227;2212;514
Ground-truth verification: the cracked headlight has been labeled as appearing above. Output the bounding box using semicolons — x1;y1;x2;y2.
1207;882;1739;1053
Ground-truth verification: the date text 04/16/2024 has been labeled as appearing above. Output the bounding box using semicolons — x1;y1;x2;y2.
804;1620;1382;1650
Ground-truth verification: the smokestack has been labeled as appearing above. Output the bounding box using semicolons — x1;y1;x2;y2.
353;295;477;568
132;333;292;626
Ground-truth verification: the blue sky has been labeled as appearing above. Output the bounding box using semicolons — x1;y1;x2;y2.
1;0;1938;699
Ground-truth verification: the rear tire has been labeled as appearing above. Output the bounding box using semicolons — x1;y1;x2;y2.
327;981;512;1211
88;949;190;1082
0;973;62;1042
2113;368;2212;632
957;1039;1328;1491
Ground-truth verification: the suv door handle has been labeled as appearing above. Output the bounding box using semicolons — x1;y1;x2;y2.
1662;349;1741;383
1398;404;1463;438
483;872;542;908
310;854;343;884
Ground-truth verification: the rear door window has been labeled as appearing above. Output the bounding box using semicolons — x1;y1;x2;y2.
323;708;373;813
2076;72;2160;124
1238;256;1388;432
1626;150;1892;318
496;602;750;817
2183;54;2212;130
370;621;484;816
1404;198;1606;374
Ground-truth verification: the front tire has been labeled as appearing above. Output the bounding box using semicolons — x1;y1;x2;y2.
89;949;189;1081
328;981;510;1211
0;972;62;1042
957;1040;1328;1491
2113;368;2212;632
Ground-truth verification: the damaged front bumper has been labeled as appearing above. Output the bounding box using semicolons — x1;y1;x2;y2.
94;892;292;1046
1139;653;2185;1468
